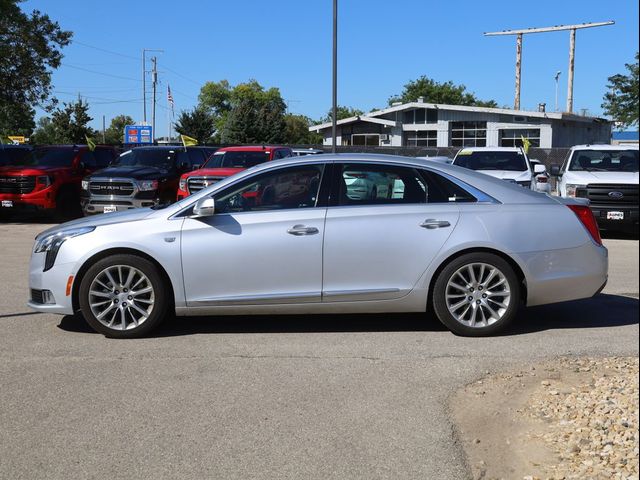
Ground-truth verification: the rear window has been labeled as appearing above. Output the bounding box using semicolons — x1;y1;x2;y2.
568;149;639;172
454;150;528;172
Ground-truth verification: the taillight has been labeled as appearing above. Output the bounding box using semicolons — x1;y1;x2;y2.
567;205;602;246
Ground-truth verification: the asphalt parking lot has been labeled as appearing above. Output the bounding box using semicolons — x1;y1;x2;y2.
0;222;638;480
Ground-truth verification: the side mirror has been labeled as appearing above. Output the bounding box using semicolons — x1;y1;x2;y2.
550;165;561;176
533;164;546;175
192;164;202;170
193;197;216;216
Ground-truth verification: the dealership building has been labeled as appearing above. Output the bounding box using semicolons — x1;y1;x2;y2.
309;100;612;148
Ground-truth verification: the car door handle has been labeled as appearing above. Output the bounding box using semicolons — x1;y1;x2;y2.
420;219;451;229
287;225;319;236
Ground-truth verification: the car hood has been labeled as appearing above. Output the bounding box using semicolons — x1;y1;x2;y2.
35;207;156;240
91;165;171;180
563;171;639;185
0;165;70;176
474;170;531;181
186;167;244;178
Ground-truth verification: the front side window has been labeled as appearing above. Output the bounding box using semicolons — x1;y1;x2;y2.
336;164;427;205
214;165;324;213
568;149;639;172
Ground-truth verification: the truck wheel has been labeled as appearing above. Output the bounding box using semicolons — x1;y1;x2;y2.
78;254;170;338
432;252;521;336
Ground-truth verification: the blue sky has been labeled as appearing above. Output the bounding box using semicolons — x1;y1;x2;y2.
25;0;639;137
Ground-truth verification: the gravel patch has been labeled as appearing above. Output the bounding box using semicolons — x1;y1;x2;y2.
526;357;639;480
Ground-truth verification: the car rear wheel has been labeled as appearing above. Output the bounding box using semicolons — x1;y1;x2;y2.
79;254;169;338
432;252;520;336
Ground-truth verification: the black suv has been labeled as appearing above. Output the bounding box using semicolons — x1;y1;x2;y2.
81;146;216;215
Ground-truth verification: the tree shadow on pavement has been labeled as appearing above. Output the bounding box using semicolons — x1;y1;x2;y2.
57;294;638;338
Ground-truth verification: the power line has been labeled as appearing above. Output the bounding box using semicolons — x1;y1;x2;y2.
160;63;202;86
61;63;142;82
71;40;140;61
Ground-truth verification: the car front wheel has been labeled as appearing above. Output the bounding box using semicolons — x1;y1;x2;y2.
78;254;169;338
432;252;521;336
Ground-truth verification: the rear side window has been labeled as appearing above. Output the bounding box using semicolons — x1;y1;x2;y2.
335;164;428;206
420;170;477;203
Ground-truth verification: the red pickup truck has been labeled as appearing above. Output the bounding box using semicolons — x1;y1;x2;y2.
176;145;292;200
0;144;118;219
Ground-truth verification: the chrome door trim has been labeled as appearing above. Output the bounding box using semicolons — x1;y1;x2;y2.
322;288;402;301
191;291;321;306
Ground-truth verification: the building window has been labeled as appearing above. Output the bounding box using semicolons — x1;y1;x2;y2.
450;121;487;147
426;109;437;123
403;110;415;124
352;134;380;146
402;108;438;125
405;130;437;147
500;129;541;147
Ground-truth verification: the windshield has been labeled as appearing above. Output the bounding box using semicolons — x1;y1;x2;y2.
115;149;176;169
568;149;639;172
205;150;271;169
0;147;32;166
8;148;77;167
454;151;528;172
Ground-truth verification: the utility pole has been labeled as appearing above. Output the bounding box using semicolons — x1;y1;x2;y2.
151;56;158;141
142;48;163;124
331;0;338;153
102;115;106;143
484;21;614;113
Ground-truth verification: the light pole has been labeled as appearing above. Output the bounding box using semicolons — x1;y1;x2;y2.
554;71;561;112
331;0;337;153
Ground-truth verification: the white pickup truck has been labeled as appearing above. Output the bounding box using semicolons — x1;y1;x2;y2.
551;144;639;232
451;147;547;192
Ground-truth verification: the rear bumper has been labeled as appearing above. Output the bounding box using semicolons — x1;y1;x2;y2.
519;241;608;307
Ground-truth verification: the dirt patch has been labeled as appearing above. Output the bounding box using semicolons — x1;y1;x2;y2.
451;357;639;480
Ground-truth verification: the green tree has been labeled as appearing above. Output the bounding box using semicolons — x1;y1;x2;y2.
0;0;72;137
388;76;497;107
30;116;57;144
50;97;95;144
103;114;135;144
214;80;287;144
602;52;639;129
283;114;322;144
174;106;215;144
321;106;364;123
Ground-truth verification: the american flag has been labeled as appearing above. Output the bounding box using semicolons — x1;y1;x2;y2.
167;85;174;112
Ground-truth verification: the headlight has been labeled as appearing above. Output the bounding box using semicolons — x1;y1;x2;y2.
179;178;187;191
34;226;95;271
37;175;52;187
137;180;158;191
566;184;586;197
81;179;89;190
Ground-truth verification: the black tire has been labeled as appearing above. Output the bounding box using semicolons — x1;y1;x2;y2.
78;254;170;338
432;252;521;336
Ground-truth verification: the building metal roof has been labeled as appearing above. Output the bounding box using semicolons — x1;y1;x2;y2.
310;101;610;132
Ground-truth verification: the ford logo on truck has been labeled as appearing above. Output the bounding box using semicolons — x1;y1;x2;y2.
608;191;624;199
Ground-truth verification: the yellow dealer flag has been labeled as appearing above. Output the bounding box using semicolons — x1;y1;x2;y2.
85;134;96;151
181;134;198;147
520;135;531;154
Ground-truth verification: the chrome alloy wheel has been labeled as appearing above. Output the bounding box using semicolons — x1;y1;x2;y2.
88;265;155;330
445;262;511;328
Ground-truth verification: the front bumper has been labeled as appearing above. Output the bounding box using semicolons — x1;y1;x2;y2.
590;204;639;231
0;189;56;211
81;193;159;215
27;250;76;315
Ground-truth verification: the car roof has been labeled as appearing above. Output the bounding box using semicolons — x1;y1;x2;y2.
570;144;639;151
216;145;288;153
131;145;210;150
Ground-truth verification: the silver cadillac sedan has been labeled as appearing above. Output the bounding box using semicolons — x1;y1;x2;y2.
28;154;607;338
